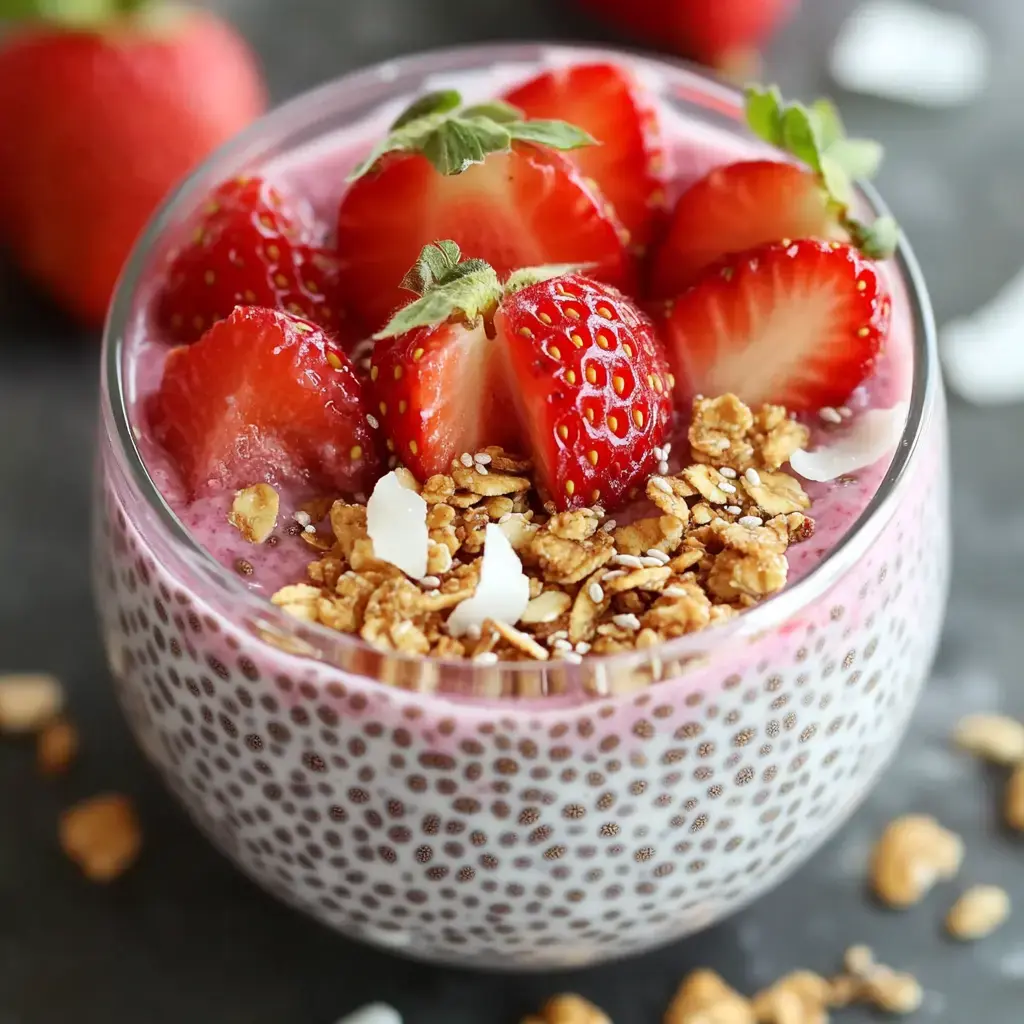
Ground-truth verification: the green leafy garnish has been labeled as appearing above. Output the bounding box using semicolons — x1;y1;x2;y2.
375;243;590;339
348;90;596;182
744;85;899;258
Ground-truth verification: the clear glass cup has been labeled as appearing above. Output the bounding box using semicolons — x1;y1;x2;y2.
94;42;948;969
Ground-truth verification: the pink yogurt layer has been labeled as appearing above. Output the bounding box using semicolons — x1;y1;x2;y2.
125;92;914;617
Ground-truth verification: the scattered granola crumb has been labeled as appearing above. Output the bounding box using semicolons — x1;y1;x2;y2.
522;994;610;1024
664;969;753;1024
228;483;279;544
751;970;831;1024
59;793;141;883
37;717;79;775
953;712;1024;765
869;814;963;907
946;885;1011;940
0;673;63;733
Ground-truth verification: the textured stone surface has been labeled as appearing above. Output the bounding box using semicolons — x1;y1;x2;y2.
1;0;1022;1021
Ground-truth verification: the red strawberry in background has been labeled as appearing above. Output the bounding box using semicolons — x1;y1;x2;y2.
0;0;266;327
155;176;355;347
336;90;635;334
503;63;667;251
150;307;380;498
658;239;891;412
575;0;799;68
370;241;674;511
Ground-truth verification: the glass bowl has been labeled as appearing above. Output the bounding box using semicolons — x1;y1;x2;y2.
93;42;948;969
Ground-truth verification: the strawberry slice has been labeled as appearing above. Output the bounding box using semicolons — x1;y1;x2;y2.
156;176;355;346
371;242;673;510
503;62;667;250
658;240;891;412
150;306;380;498
648;161;846;299
336;90;634;333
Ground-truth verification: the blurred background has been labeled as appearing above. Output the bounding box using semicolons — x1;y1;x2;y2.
1;0;1022;1021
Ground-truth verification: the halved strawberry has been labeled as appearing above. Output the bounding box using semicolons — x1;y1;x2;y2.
150;306;380;497
156;176;354;346
503;62;667;250
371;242;673;510
658;240;891;412
648;161;846;299
336;90;634;333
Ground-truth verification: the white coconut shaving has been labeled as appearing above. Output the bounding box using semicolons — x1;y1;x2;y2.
365;471;429;579
790;403;909;482
830;1;990;108
334;1005;402;1024
941;265;1024;405
446;523;531;638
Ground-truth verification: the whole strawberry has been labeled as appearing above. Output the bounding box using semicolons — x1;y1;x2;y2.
575;0;799;67
0;0;266;326
371;241;674;511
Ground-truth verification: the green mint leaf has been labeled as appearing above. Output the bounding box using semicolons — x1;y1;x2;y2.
390;89;462;130
744;84;784;147
849;215;900;260
810;97;845;149
506;120;597;150
504;263;595;294
460;100;523;124
421;117;511;175
374;267;502;339
399;241;463;295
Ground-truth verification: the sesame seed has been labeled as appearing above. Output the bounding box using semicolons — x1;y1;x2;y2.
602;569;626;580
718;481;737;494
475;463;488;475
719;466;738;479
420;576;441;589
639;556;664;568
549;630;569;642
498;513;512;524
460;453;474;467
726;505;743;515
819;406;843;424
838;406;853;418
588;582;605;603
557;651;583;664
739;515;764;528
663;586;690;598
744;468;762;487
663;442;672;456
613;554;645;569
575;642;591;655
601;519;617;533
475;453;492;465
473;651;499;665
612;613;641;630
366;413;379;429
644;548;671;564
293;511;312;527
653;446;665;461
658;461;670;475
716;438;731;450
650;477;672;495
303;524;317;534
552;638;573;652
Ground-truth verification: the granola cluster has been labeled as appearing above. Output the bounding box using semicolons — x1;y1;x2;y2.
264;395;815;665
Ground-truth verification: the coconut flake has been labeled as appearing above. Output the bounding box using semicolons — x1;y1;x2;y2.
446;524;530;638
365;471;429;579
790;404;909;482
830;1;990;108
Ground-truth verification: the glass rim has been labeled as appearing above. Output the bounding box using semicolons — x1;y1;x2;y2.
99;40;940;699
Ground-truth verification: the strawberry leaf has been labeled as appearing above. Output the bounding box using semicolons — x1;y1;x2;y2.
504;263;595;294
506;120;597;150
399;240;464;295
375;268;502;339
849;215;900;259
347;90;595;181
391;90;462;130
744;85;784;147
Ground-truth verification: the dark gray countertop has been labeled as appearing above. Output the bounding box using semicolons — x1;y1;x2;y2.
1;0;1022;1020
